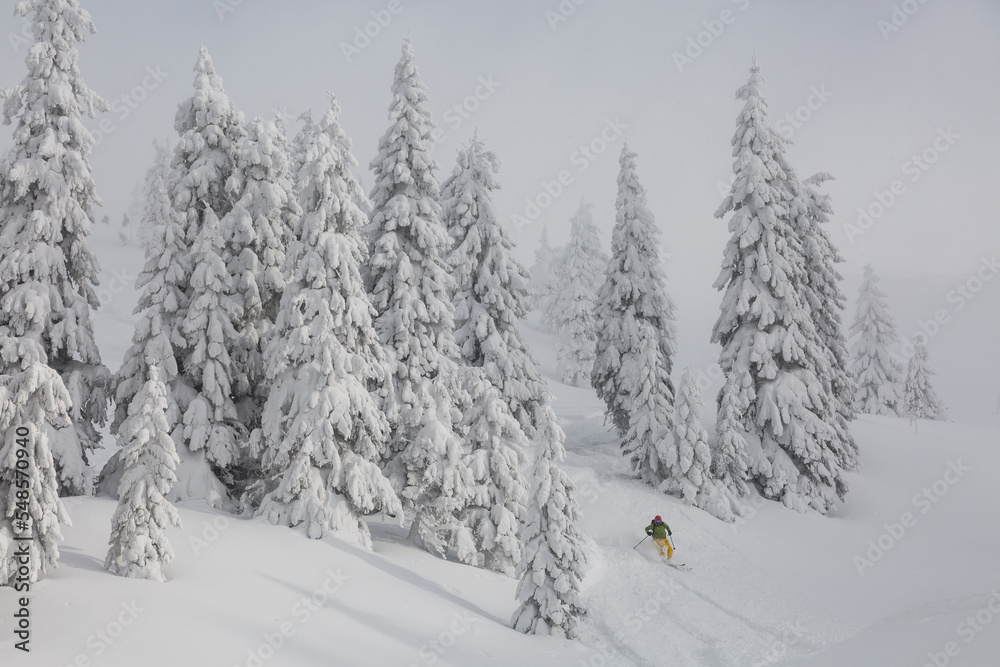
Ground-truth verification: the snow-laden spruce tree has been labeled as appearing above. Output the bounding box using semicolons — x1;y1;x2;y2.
113;170;183;436
783;171;859;471
593;145;677;437
163;47;245;499
547;202;606;387
529;225;556;311
712;373;751;498
903;340;948;421
453;370;529;575
364;40;472;554
105;366;182;582
0;0;112;495
850;264;904;416
177;208;243;471
661;369;736;521
221;117;300;495
253;96;401;547
0;330;72;585
513;406;587;638
712;59;846;514
442;137;551;438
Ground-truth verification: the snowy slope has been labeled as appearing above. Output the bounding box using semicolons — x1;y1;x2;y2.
1;227;997;666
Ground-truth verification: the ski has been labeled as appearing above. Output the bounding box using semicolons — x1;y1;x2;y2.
665;562;690;571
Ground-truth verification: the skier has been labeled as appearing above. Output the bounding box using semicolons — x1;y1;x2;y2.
645;515;673;559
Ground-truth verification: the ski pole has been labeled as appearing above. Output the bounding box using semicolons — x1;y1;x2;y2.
633;535;650;549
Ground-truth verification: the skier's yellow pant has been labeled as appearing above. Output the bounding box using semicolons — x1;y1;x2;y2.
655;538;673;559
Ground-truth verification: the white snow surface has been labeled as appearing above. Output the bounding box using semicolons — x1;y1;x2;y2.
2;227;998;666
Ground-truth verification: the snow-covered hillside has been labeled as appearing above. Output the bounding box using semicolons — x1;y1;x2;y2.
1;226;996;666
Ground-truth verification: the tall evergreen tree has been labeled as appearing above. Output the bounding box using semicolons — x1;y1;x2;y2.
166;47;245;497
113;169;183;436
222;117;300;489
364;40;471;555
783;171;859;471
712;59;846;514
442;137;550;438
547;202;605;387
0;0;111;495
254;97;400;547
512;406;587;638
593;145;677;437
105;366;182;582
0;332;72;585
178;208;242;471
850;264;904;416
903;340;948;421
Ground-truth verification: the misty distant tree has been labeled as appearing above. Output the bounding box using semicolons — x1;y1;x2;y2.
712;373;751;499
903;340;948;421
547;202;605;387
529;225;556;312
0;0;112;495
850;264;904;417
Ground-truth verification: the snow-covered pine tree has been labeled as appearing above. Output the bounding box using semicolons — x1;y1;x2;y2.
662;369;735;521
165;47;245;499
289;110;317;194
783;171;859;471
0;331;72;585
137;141;173;249
712;373;751;498
850;264;904;416
112;170;183;436
0;0;112;495
253;96;400;547
593;145;678;437
453;369;529;575
364;40;472;555
221;117;301;490
529;225;556;311
105;365;182;582
712;59;846;514
442;137;550;438
548;202;605;387
903;340;948;421
178;207;242;471
512;406;587;638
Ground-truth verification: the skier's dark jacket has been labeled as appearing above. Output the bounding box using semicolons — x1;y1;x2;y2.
645;520;671;540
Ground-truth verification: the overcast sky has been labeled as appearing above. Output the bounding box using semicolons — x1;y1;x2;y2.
2;0;998;417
